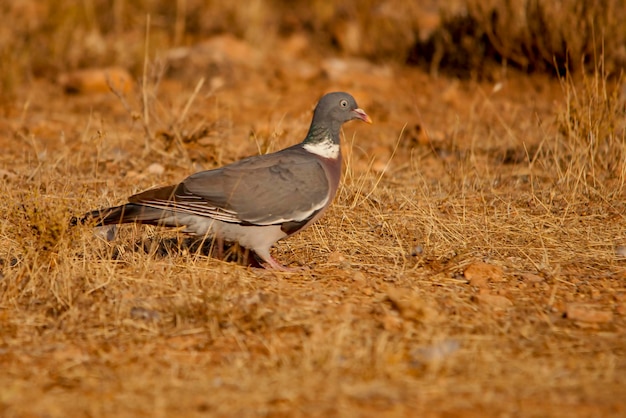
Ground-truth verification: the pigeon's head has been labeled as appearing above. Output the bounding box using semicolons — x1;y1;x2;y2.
315;92;372;126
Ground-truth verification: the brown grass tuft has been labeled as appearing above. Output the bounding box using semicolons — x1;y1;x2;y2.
411;0;626;77
547;65;626;196
14;195;71;258
3;0;625;99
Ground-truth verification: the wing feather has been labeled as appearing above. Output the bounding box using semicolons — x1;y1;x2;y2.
128;147;331;226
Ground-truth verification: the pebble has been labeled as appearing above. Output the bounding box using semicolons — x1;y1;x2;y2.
328;251;346;263
352;271;366;284
277;60;320;82
147;162;165;175
321;58;393;85
59;67;133;94
474;293;513;309
332;20;361;55
413;339;460;363
281;33;312;58
130;306;161;322
168;34;258;69
386;288;440;322
0;168;17;180
464;262;504;288
521;272;545;283
372;160;389;174
328;251;350;268
95;225;117;242
566;304;613;323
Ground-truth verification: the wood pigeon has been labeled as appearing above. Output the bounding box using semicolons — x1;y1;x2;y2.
79;92;372;270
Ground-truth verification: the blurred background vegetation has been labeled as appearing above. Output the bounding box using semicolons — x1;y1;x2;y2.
1;0;624;96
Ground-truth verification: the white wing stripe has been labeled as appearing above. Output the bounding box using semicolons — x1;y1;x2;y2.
140;200;239;223
137;192;329;226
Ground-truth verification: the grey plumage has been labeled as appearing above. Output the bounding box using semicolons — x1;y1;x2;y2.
80;92;371;269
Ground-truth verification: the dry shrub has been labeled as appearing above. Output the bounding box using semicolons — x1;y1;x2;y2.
0;0;422;98
541;63;626;197
468;0;626;74
6;188;75;267
3;0;626;97
411;0;626;77
308;0;421;61
182;0;422;61
0;181;82;316
408;12;494;78
0;0;177;99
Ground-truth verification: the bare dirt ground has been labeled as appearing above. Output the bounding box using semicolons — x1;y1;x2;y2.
1;3;626;417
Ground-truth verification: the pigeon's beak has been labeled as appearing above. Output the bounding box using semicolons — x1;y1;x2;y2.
352;108;372;124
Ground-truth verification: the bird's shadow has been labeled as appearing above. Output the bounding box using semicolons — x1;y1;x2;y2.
108;235;264;268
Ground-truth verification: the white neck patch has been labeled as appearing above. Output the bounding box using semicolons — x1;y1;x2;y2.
303;138;340;159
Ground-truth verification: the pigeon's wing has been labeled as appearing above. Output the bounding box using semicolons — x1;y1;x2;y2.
129;147;331;225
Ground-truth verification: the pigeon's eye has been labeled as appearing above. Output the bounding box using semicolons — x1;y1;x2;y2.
340;99;348;108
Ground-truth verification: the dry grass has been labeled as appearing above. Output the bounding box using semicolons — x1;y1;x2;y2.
467;0;626;73
548;66;626;197
410;0;626;77
3;0;625;99
1;1;626;417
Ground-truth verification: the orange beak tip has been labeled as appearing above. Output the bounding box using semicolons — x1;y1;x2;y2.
354;108;372;124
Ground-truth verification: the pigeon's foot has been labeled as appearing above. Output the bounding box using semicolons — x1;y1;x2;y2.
256;253;298;272
215;236;225;260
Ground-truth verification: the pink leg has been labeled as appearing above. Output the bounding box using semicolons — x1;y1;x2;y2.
215;236;225;260
265;255;295;271
255;249;297;272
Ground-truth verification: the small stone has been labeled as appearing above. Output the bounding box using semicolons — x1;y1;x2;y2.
382;312;403;331
209;76;225;91
0;168;17;180
281;33;312;59
413;339;460;364
321;58;392;85
147;162;165;175
464;262;504;288
293;61;321;81
328;251;350;268
468;274;489;289
371;145;391;160
410;246;423;257
566;304;613;323
362;287;374;296
521;272;545;283
372;160;389;174
352;271;366;284
166;35;259;82
100;147;130;163
328;251;346;263
95;225;117;241
386;288;440;322
175;35;256;67
278;60;320;82
474;293;513;309
615;245;626;257
59;67;133;94
441;81;461;106
407;124;432;147
130;306;161;322
333;20;362;55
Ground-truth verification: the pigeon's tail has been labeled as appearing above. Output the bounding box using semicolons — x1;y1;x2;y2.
72;203;172;227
